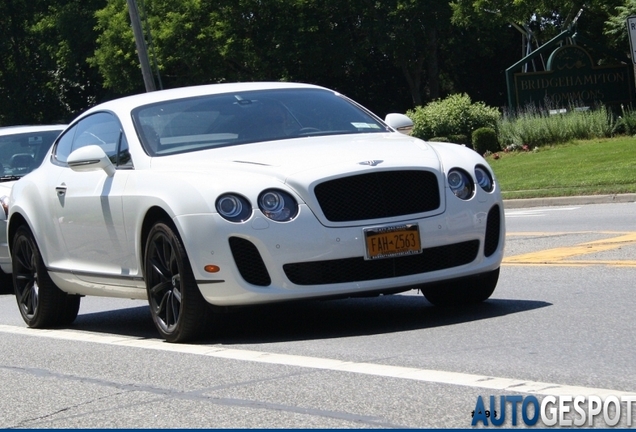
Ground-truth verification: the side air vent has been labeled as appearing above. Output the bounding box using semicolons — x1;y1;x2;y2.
484;204;501;257
228;237;271;286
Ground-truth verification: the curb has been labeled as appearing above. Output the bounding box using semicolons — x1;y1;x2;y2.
503;193;636;209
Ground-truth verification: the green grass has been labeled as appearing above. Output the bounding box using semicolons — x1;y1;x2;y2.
485;136;636;199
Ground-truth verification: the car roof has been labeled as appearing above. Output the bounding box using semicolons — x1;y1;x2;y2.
0;124;67;137
82;82;329;116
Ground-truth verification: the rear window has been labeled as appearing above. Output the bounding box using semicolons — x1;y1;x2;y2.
0;130;62;177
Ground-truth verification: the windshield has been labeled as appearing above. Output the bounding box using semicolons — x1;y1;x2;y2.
133;88;388;156
0;129;62;181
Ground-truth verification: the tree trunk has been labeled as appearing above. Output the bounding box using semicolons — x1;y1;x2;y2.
399;26;440;107
400;57;425;107
426;26;439;100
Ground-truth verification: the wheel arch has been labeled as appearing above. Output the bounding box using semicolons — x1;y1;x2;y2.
140;206;179;274
7;212;30;258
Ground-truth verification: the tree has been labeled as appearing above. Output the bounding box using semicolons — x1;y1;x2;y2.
0;0;56;125
0;0;106;125
1;0;568;125
361;0;453;106
450;0;626;110
451;0;623;55
91;0;147;95
604;0;636;55
452;0;591;33
33;0;108;117
91;0;457;109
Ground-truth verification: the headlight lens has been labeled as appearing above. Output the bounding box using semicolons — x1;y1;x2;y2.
475;165;494;192
258;189;298;221
215;194;252;222
447;169;474;200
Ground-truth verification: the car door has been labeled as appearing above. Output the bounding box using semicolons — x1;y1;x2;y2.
52;112;136;277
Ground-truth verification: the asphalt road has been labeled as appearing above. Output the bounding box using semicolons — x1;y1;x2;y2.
0;200;635;428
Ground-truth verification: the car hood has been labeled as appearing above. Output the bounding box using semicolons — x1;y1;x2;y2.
150;133;442;182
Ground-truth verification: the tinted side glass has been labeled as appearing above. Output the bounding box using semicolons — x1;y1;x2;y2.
117;133;132;167
54;125;78;164
55;113;126;166
0;130;62;176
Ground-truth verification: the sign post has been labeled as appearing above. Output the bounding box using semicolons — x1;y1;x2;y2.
627;16;636;64
126;0;156;92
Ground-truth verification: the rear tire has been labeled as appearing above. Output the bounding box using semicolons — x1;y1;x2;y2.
144;221;209;343
423;268;499;306
12;225;80;327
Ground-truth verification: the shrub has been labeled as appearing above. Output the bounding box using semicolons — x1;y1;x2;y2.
448;134;470;146
407;93;500;141
613;105;636;135
429;136;450;142
498;104;615;147
472;127;500;155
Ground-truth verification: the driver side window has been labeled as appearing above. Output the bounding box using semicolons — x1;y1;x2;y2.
55;112;131;168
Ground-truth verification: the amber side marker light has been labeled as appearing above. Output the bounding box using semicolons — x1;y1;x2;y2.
204;265;221;273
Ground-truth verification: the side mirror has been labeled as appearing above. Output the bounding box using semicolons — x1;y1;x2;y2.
67;145;115;177
384;113;414;135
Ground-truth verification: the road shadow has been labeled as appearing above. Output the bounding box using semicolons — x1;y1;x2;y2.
68;295;551;344
70;304;156;337
0;276;14;295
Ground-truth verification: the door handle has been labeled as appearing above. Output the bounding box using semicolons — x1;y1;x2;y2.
56;183;67;196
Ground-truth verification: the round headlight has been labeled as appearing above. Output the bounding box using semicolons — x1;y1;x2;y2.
215;194;252;222
475;166;494;192
447;169;474;200
258;189;298;221
260;191;285;213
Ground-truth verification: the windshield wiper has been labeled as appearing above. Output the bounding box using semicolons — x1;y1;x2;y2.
0;175;22;182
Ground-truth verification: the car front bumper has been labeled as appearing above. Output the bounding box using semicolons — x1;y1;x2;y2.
176;194;505;306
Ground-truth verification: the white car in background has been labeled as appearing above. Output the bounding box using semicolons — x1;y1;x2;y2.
0;125;66;292
8;82;505;342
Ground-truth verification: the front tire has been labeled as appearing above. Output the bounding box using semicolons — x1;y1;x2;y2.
12;225;80;327
423;268;500;306
144;221;209;343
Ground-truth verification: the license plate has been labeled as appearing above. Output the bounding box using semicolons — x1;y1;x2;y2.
364;224;421;260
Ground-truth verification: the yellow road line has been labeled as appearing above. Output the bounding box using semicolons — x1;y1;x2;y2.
503;232;636;267
504;261;636;267
506;231;631;236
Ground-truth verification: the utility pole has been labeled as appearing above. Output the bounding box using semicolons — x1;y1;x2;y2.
126;0;156;92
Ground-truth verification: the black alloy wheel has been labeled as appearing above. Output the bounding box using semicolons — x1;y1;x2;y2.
12;225;80;327
144;221;209;343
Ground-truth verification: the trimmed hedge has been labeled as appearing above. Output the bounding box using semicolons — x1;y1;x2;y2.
407;93;500;142
472;127;500;155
